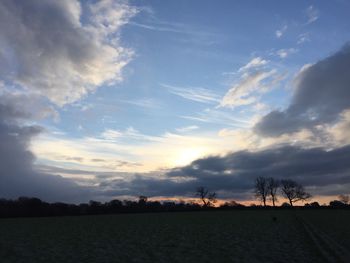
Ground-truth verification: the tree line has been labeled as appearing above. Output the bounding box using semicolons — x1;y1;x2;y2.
0;178;349;218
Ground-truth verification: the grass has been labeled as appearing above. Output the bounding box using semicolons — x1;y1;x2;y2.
0;210;349;263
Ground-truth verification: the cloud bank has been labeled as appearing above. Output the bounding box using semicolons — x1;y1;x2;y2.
0;0;137;202
96;145;350;200
255;44;350;137
0;95;93;202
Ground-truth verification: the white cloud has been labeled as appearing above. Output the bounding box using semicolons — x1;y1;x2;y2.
176;125;199;133
276;48;297;58
0;0;137;106
101;129;124;140
275;25;287;38
122;98;160;109
220;70;276;108
305;5;319;24
32;128;241;172
324;110;350;146
101;127;160;142
297;33;310;44
238;57;268;72
182;108;253;128
163;84;221;104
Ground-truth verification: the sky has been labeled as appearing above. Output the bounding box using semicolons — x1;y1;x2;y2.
1;0;350;204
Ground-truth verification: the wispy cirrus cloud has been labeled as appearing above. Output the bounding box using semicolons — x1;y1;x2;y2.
276;48;298;58
32;127;242;173
220;70;276;108
238;57;268;72
121;98;161;109
305;5;319;24
101;127;161;142
176;125;199;133
275;25;287;38
162;83;221;104
297;33;310;45
182;108;253;128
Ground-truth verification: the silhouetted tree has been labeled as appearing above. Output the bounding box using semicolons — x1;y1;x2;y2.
254;177;269;207
310;201;320;207
281;202;291;207
138;196;148;205
329;200;347;208
195;186;217;207
281;179;311;206
267;177;279;207
338;194;349;205
220;200;245;209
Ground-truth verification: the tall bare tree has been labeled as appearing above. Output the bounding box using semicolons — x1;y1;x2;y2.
195;186;217;207
281;179;311;206
254;177;269;207
267;177;279;207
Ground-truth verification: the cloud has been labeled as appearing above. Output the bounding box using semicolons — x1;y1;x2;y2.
255;43;350;137
275;25;287;38
238;57;268;72
0;0;140;202
276;48;297;58
182;108;253;128
323;110;350;146
220;70;276;108
163;84;221;104
0;95;93;202
0;91;59;121
0;0;137;106
176;125;199;133
305;5;319;24
297;33;310;45
101;127;161;142
97;144;350;200
121;98;160;109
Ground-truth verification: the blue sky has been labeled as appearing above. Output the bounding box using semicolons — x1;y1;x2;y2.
37;0;349;164
1;0;350;203
51;0;350;138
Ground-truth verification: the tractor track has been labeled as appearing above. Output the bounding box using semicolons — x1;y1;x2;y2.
296;215;350;263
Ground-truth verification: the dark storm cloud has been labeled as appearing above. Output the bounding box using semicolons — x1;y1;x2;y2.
255;43;350;136
0;98;93;203
100;145;350;199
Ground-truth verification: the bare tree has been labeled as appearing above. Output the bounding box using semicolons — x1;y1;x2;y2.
267;177;279;207
281;179;311;206
338;194;349;205
195;186;217;207
254;177;269;206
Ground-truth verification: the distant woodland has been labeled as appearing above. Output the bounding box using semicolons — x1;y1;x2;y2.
0;176;349;218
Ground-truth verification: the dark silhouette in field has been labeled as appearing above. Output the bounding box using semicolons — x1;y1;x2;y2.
281;179;311;206
329;200;348;208
195;186;217;207
267;177;279;207
254;177;280;207
254;176;314;206
254;177;269;207
305;202;320;208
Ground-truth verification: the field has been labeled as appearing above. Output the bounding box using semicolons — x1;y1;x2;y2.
0;210;349;263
